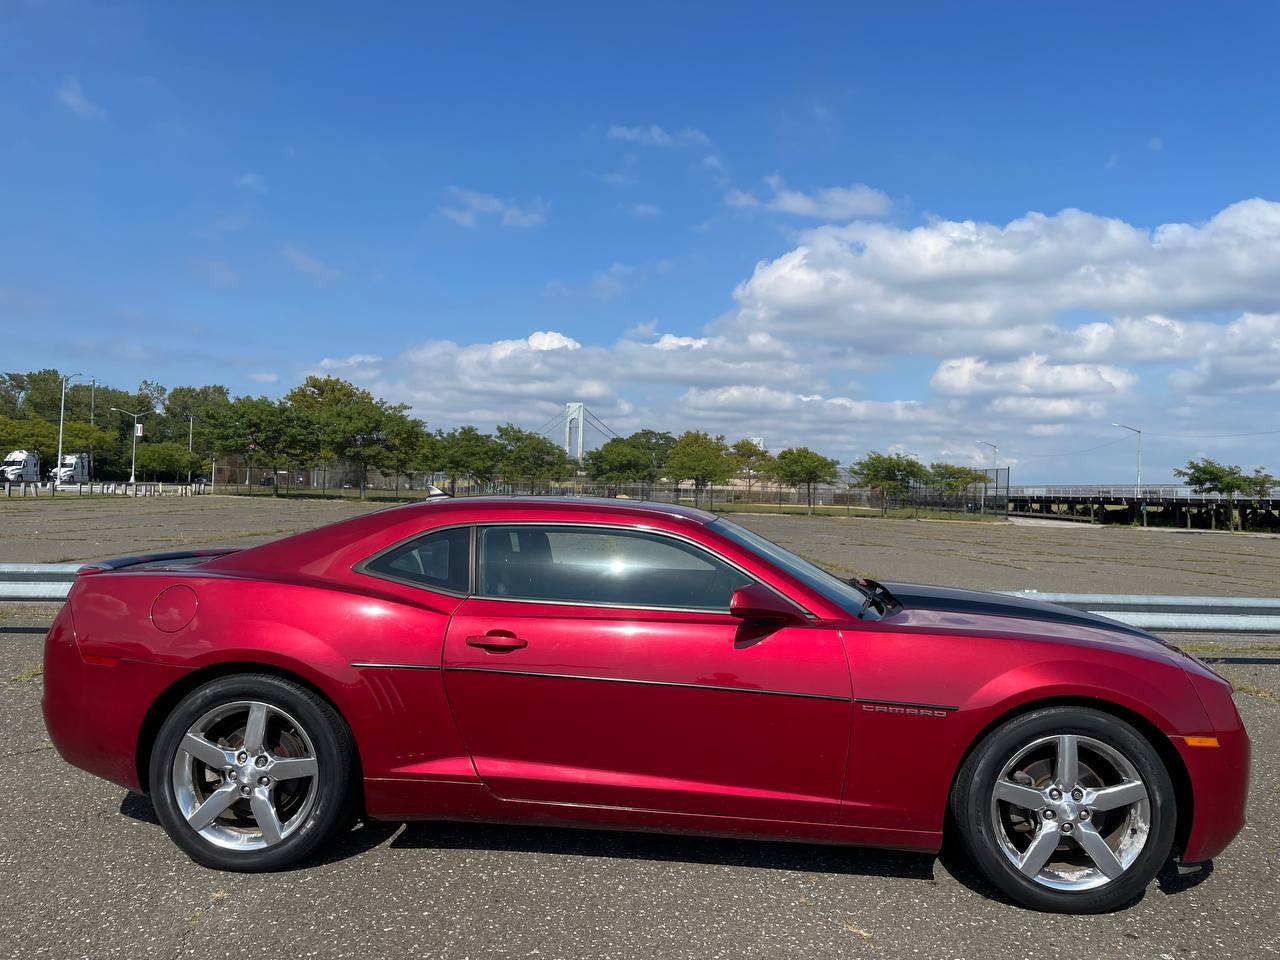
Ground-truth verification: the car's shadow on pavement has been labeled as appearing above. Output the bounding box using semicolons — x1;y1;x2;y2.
933;832;1215;910
119;792;1215;903
390;820;938;880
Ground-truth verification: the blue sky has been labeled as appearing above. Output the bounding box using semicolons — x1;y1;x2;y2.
4;2;1280;481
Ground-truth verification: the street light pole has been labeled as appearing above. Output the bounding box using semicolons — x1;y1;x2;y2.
111;407;155;485
187;411;194;484
55;372;83;495
1112;423;1144;527
89;377;97;479
977;440;999;516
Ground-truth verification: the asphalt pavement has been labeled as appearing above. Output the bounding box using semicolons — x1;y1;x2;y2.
2;613;1277;960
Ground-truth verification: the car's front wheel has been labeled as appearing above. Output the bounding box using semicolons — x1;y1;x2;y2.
952;706;1177;913
149;673;355;871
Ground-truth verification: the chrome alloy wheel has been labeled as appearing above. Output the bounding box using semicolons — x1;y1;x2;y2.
171;700;320;851
989;734;1151;891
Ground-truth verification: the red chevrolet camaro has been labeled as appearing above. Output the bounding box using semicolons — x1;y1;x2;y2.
43;497;1248;912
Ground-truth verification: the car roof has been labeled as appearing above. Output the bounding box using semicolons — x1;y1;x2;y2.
392;495;718;525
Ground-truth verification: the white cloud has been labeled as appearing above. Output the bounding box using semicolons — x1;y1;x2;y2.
989;396;1105;419
727;174;892;220
607;124;709;147
249;372;279;384
930;355;1136;397
1169;312;1280;395
237;173;268;194
726;199;1280;356
630;203;660;217
1148;136;1164;152
56;77;105;119
654;334;708;351
289;198;1280;477
282;244;342;282
439;187;548;228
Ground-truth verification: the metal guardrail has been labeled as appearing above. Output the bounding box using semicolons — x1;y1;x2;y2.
1;565;1277;632
1002;592;1280;633
0;563;83;600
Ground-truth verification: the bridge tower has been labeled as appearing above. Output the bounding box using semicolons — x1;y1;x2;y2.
563;402;586;463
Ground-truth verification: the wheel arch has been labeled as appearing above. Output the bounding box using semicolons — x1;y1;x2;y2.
946;695;1194;854
134;660;364;802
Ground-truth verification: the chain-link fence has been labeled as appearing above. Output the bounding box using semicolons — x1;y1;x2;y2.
211;461;1010;518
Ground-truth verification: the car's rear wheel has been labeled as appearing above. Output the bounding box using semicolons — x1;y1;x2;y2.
149;674;355;871
952;706;1176;913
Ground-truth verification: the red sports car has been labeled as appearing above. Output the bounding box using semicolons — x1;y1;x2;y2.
42;497;1248;913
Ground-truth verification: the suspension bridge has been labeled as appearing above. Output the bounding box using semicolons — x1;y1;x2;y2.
531;402;619;461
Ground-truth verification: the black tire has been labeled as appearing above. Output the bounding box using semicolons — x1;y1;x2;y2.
951;706;1176;913
149;673;356;871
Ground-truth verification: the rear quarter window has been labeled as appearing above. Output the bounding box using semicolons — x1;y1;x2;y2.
361;526;470;594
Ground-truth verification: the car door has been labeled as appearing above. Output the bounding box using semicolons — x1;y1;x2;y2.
441;523;852;823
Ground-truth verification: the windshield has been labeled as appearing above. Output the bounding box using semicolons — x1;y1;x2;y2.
711;518;871;616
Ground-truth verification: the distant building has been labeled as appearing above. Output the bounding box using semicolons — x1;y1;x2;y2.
748;436;767;452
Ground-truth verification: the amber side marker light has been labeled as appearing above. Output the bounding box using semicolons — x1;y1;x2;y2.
1183;736;1220;748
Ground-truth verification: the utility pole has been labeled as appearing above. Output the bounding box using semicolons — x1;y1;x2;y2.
187;410;194;484
1112;423;1144;527
55;372;83;495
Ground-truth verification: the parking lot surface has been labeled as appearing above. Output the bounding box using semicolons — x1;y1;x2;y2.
2;499;1278;957
2;617;1277;959
5;494;1280;596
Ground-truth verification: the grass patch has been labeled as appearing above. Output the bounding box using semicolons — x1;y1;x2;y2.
1182;642;1280;655
1231;681;1279;703
9;664;43;683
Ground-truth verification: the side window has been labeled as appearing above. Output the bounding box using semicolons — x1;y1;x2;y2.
477;525;753;611
362;526;470;594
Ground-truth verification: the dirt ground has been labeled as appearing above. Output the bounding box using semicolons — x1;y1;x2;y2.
3;494;1280;597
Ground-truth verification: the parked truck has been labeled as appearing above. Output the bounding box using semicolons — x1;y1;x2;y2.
1;450;40;483
51;453;91;485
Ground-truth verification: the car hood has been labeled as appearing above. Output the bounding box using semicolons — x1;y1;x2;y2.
877;580;1175;649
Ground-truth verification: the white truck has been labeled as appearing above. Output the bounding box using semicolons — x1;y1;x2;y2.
1;450;40;483
51;453;91;485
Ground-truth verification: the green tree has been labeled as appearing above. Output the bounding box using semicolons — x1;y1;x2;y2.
1246;466;1277;499
731;438;775;500
135;441;200;481
205;397;294;492
13;369;63;420
438;425;501;492
1175;457;1252;530
284;376;392;498
623;429;676;480
849;451;931;515
664;432;735;503
772;447;840;514
0;374;26;418
381;409;430;495
159;384;232;467
0;416;57;462
585;438;652;483
928;462;991;494
495;424;568;486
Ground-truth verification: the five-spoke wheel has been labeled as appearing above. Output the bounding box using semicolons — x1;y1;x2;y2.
150;675;354;871
173;700;320;849
954;706;1176;913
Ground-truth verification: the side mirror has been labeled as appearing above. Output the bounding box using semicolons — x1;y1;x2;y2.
730;583;806;624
